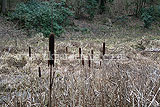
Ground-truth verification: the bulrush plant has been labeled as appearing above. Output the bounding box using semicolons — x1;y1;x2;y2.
103;42;105;56
48;33;56;107
100;42;105;59
79;47;82;59
49;33;55;66
102;42;106;77
38;66;43;106
38;67;41;78
88;55;91;78
88;55;91;68
66;46;68;54
91;49;94;59
100;60;102;67
29;46;31;57
82;56;84;67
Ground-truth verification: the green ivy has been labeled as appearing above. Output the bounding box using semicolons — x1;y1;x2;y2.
9;0;72;37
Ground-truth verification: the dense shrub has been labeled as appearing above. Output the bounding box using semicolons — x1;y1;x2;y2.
141;7;154;28
74;0;98;20
141;5;160;28
86;0;98;19
9;0;72;37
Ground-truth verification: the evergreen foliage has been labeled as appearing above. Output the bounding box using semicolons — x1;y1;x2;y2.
9;0;72;37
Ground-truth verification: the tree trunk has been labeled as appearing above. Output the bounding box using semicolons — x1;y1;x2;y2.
2;0;7;13
99;0;105;14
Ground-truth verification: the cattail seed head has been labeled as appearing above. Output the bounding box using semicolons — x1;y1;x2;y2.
49;33;55;66
49;33;55;53
91;49;93;59
38;67;41;77
29;46;31;57
88;55;91;68
66;46;68;53
82;56;84;66
103;42;105;56
79;48;81;59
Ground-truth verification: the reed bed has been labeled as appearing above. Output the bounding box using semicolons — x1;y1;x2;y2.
0;34;160;107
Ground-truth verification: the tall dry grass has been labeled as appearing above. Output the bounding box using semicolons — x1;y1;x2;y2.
0;35;160;107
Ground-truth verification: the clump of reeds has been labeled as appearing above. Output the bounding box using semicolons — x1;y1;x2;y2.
1;39;160;107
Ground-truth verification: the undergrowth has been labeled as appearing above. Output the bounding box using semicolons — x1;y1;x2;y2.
141;5;160;28
9;0;72;37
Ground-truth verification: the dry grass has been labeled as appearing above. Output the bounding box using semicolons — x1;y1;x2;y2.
0;32;160;107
